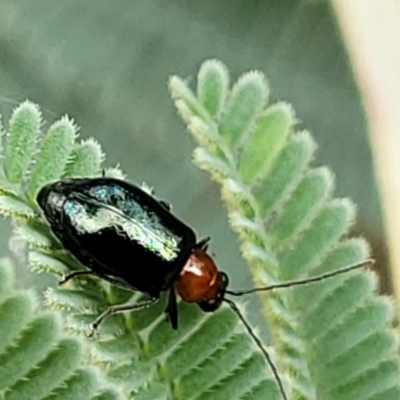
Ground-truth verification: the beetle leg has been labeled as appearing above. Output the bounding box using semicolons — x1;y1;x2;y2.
196;236;211;251
165;288;178;329
59;270;97;285
88;297;159;336
61;269;134;291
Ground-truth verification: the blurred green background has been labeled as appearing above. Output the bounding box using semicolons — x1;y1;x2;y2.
0;1;386;314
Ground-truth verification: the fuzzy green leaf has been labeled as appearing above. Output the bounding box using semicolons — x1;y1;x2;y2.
15;222;55;249
28;251;69;275
194;353;279;400
27;116;76;199
220;71;269;148
170;76;210;122
0;195;36;219
239;103;294;184
0;315;60;390
256;130;317;216
170;59;400;400
280;199;356;279
162;307;237;378
5;338;84;400
193;147;234;183
0;294;36;357
4;101;41;183
0;260;124;400
269;167;334;249
94;332;141;363
64;139;104;178
198;59;229;119
175;334;253;399
44;368;98;400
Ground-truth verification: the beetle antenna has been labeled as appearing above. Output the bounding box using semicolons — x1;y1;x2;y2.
223;298;288;400
226;259;373;296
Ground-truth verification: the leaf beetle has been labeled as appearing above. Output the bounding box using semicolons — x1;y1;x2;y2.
37;176;370;400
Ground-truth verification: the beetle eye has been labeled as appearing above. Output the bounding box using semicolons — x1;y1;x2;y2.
220;272;229;288
199;298;221;312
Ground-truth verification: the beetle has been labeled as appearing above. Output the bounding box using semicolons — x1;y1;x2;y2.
36;177;228;328
37;176;370;400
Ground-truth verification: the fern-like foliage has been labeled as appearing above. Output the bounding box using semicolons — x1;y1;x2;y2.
0;258;125;400
169;60;400;400
0;101;280;399
0;59;399;399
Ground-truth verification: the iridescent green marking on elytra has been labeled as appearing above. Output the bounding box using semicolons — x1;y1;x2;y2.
89;185;145;218
63;197;180;261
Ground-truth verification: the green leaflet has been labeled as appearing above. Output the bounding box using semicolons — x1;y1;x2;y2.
64;139;105;178
27;116;77;200
219;71;268;149
169;59;400;400
197;59;229;120
239;103;293;184
4;101;41;183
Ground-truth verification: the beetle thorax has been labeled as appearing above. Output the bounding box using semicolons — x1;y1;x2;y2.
174;249;228;312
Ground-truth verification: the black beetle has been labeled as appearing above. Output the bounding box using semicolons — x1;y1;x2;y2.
37;177;228;330
37;176;370;400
